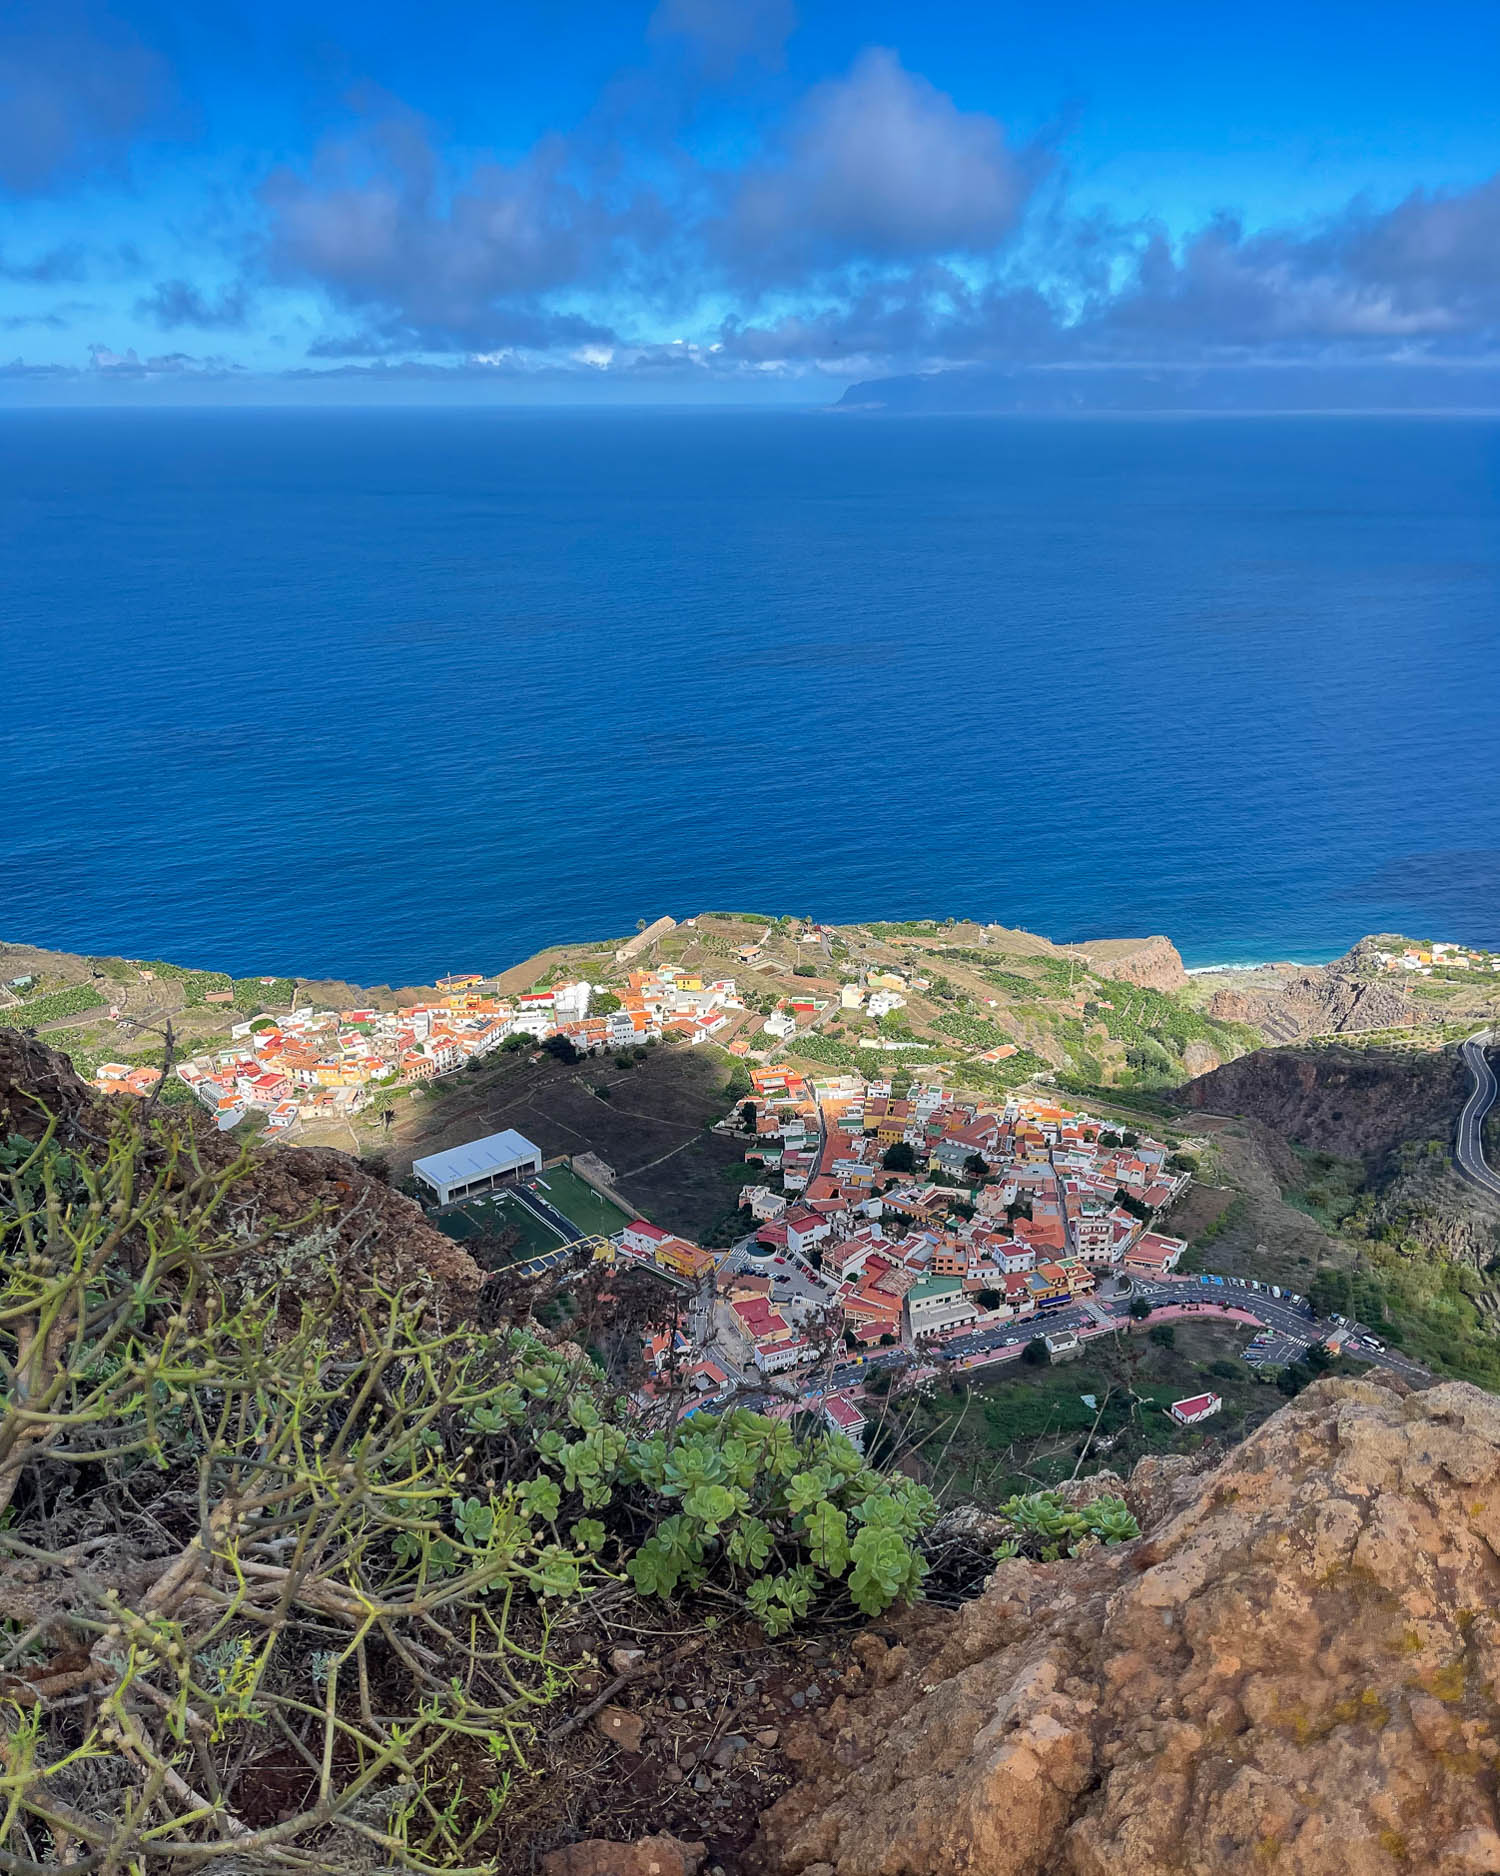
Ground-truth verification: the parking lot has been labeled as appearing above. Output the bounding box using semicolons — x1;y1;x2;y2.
765;1255;841;1325
1242;1329;1311;1367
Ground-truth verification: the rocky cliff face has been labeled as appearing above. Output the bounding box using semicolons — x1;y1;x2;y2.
1076;936;1188;992
1204;959;1421;1046
1178;1044;1467;1165
757;1377;1500;1876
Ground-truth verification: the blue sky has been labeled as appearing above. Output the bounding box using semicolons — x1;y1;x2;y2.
2;0;1497;402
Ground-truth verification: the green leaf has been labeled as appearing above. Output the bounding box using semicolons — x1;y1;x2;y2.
623;1434;668;1490
561;1440;601;1496
531;1544;583;1598
1082;1496;1140;1544
785;1467;832;1516
804;1500;849;1576
682;1482;744;1532
817;1432;865;1479
746;1576;793;1636
452;1495;495;1544
628;1536;681;1599
662;1436;726;1499
726;1515;773;1572
848;1526;912;1616
520;1476;561;1522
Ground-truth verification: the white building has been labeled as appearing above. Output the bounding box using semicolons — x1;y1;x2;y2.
753;1334;809;1375
412;1129;543;1206
741;1185;787;1222
905;1275;979;1340
822;1393;866;1450
784;1210;831;1259
553;981;592;1021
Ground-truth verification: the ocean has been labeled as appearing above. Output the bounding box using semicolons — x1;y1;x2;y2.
2;409;1498;983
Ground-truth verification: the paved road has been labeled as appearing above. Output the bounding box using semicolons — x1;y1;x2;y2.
1456;1031;1500;1201
925;1274;1431;1386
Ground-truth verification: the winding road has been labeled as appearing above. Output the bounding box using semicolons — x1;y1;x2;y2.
1456;1030;1500;1201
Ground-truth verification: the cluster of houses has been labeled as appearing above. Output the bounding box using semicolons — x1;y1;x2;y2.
93;1062;164;1099
679;1077;1191;1381
1374;941;1500;975
593;969;744;1049
744;961;969;1056
612;1077;1191;1446
146;967;745;1130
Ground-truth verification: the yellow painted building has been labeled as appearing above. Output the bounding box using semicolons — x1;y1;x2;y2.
655;1238;715;1281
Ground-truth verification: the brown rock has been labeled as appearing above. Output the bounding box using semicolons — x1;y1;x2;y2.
595;1705;646;1753
758;1378;1500;1876
1076;936;1187;992
541;1834;706;1876
1207;987;1259;1025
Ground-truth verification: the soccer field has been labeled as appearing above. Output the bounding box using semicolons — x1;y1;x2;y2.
433;1190;565;1259
531;1163;632;1238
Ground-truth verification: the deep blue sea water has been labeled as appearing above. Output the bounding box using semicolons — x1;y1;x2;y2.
2;410;1498;983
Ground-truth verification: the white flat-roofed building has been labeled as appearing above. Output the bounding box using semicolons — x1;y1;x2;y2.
412;1129;543;1206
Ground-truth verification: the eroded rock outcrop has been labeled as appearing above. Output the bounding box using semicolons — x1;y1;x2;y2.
758;1378;1500;1876
1203;958;1422;1046
1077;936;1188;992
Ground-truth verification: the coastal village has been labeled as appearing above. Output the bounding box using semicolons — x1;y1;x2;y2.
0;912;1463;1451
31;912;1494;1130
65;940;1226;1439
614;1074;1197;1439
93;963;744;1125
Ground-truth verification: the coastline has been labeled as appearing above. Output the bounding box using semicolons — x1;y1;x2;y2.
1186;960;1307;976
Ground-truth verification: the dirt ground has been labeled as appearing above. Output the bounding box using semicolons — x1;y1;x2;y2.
1173;1116;1340;1287
1159;1182;1236;1240
311;1044;751;1239
496;1614;883;1876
